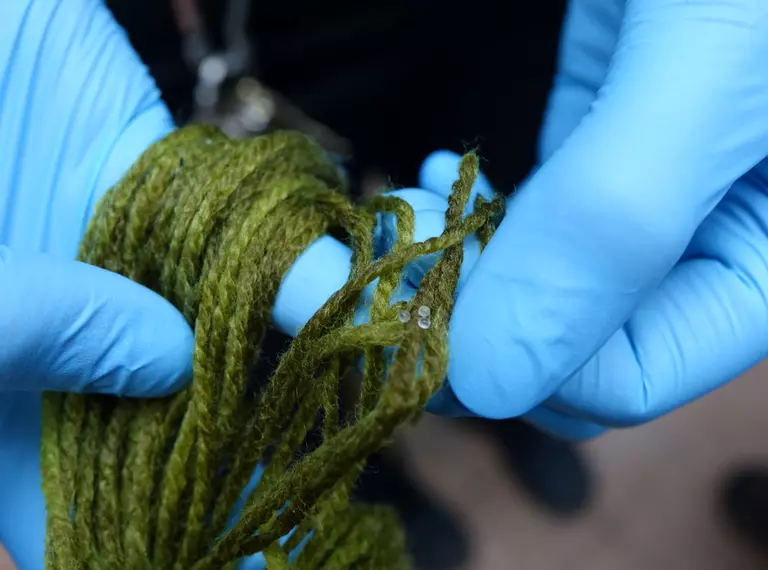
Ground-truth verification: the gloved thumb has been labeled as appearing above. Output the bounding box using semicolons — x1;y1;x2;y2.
448;0;768;418
0;246;193;395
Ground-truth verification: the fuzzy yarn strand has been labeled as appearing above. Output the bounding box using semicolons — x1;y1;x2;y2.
40;125;504;570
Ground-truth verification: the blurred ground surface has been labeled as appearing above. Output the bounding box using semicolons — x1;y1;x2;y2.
3;362;767;570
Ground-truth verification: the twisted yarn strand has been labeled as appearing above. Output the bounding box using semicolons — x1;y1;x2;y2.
41;126;504;569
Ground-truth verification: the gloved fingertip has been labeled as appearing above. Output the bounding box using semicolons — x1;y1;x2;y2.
0;249;193;396
273;235;353;337
419;150;495;203
236;554;267;570
374;189;448;259
419;150;462;190
447;271;552;420
123;305;193;398
74;268;195;398
406;233;482;293
405;254;439;289
353;281;380;327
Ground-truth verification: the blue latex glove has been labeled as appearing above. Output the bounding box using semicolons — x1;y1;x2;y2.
0;1;195;566
297;0;768;440
415;0;768;437
0;2;354;567
192;0;768;446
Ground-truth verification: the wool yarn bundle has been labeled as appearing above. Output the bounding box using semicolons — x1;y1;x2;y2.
40;125;503;570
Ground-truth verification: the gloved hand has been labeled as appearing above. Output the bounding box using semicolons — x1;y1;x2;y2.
0;3;347;568
410;0;768;438
0;0;196;566
246;0;768;442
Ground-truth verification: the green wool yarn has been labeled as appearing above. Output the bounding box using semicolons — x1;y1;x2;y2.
39;125;504;570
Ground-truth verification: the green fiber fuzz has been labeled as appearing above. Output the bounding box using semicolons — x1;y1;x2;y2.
40;125;504;570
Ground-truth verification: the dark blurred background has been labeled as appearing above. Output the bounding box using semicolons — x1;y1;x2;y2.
106;0;565;191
